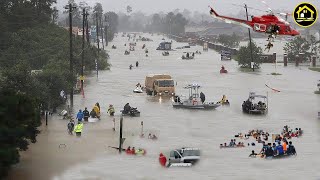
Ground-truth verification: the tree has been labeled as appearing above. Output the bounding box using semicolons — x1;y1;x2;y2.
218;33;241;48
310;35;320;56
237;41;262;68
0;88;41;178
52;7;58;24
283;36;311;61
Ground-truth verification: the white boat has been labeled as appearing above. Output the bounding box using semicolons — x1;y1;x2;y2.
172;84;220;109
133;87;143;93
242;92;268;114
88;117;99;122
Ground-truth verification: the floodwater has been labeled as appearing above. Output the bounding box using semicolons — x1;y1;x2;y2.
8;33;320;180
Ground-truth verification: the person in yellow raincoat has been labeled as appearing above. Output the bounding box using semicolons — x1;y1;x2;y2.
74;122;83;137
93;103;100;118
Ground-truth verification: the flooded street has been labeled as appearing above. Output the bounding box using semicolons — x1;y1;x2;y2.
8;33;320;180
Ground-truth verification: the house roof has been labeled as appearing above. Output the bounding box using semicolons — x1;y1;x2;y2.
296;6;314;14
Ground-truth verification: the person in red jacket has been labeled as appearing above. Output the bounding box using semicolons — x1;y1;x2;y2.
159;153;167;167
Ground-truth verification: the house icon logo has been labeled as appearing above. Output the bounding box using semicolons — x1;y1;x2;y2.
293;2;318;27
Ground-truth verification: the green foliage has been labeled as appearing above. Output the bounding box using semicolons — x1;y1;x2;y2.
309;67;320;72
104;12;119;43
283;36;311;61
0;87;41;178
218;33;241;48
0;24;108;71
237;41;262;68
146;12;188;35
0;1;110;178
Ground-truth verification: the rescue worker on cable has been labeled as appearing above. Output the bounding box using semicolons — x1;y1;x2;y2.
264;41;273;52
74;121;83;137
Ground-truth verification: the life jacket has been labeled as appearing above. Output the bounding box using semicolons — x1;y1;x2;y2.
108;107;115;113
282;142;287;151
74;123;83;133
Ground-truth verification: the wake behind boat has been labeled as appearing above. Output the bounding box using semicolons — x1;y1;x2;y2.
133;86;143;93
173;84;220;110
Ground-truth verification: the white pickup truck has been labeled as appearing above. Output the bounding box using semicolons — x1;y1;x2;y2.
168;147;200;165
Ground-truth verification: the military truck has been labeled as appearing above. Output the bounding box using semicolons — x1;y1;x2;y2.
145;74;175;96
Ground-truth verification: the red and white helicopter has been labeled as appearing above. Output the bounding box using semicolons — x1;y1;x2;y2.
209;2;299;49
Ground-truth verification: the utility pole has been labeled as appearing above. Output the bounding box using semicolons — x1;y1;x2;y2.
85;11;90;44
65;3;76;108
244;4;254;71
81;8;85;98
100;16;105;50
119;115;123;153
96;12;100;51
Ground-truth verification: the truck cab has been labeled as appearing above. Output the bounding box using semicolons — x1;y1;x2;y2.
169;148;200;164
145;74;175;96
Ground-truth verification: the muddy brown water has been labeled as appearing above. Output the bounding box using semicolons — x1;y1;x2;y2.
7;33;320;180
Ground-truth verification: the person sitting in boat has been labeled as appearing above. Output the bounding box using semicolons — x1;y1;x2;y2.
148;133;152;139
276;141;284;156
192;52;195;57
131;147;136;155
229;139;235;147
272;143;277;155
297;128;302;136
123;103;131;114
151;134;158;140
186;52;190;58
200;92;205;103
220;95;227;103
286;141;297;155
259;141;268;154
174;95;181;103
224;100;230;106
249;150;257;157
129;64;133;70
90;108;97;118
126;146;131;154
265;143;274;158
107;104;115;116
236;142;245;147
136;83;141;87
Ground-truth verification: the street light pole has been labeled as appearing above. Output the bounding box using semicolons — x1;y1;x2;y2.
244;4;254;71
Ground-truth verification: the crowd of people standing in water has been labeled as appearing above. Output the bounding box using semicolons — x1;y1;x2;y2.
220;125;300;159
66;103;101;136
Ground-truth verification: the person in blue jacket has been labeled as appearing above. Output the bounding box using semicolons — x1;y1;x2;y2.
276;141;284;156
76;109;84;122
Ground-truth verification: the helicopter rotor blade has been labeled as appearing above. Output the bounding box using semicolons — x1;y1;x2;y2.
231;3;265;12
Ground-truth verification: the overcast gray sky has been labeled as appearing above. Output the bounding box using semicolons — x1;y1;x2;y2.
56;0;320;16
